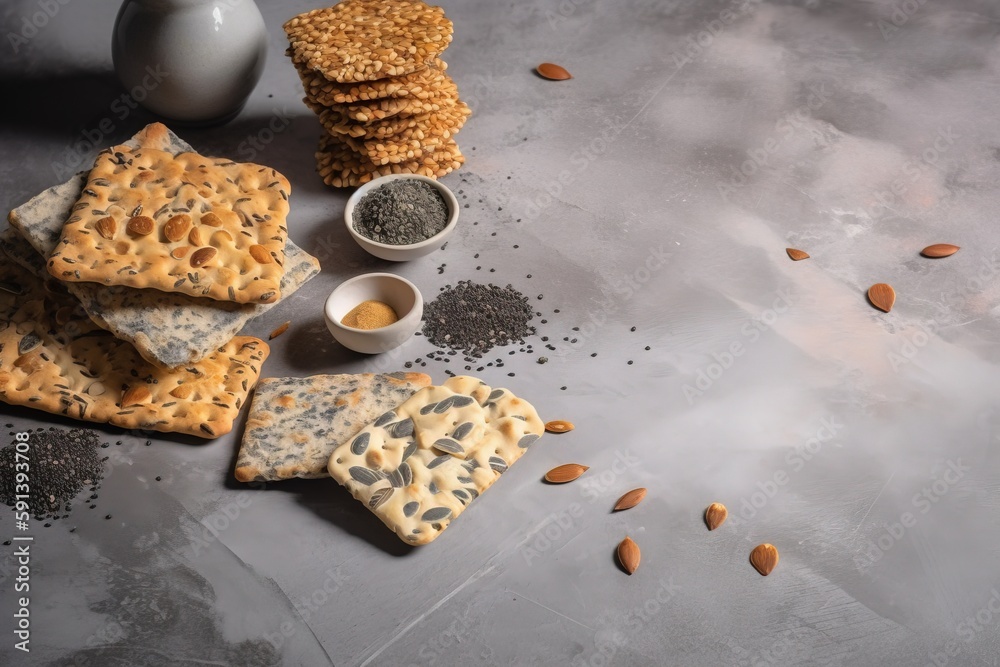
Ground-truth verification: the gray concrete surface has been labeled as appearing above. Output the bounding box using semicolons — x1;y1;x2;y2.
2;0;1000;665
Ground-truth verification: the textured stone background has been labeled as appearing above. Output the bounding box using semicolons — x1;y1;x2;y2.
2;0;1000;665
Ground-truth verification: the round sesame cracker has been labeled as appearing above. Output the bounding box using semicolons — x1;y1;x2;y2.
284;1;454;83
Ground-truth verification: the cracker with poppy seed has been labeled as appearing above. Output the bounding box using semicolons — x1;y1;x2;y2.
46;122;291;305
234;372;432;482
0;261;268;438
327;375;544;545
5;127;320;369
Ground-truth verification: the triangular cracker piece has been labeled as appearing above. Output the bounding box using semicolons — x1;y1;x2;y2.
46;122;291;305
0;262;268;438
235;372;432;482
6;125;319;368
327;376;544;545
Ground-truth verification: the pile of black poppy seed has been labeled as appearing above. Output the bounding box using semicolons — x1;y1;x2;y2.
0;428;107;520
421;281;536;359
353;179;449;245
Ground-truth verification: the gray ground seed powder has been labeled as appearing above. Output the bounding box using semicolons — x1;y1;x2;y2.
353;180;449;245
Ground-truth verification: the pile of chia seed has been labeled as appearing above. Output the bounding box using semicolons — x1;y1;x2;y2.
0;428;107;520
421;280;536;358
353;179;449;245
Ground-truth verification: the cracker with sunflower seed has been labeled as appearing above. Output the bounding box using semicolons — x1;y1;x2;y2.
0;261;268;438
284;1;453;83
46;123;291;305
327;376;544;545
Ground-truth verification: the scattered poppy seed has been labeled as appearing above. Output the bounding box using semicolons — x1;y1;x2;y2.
0;428;107;519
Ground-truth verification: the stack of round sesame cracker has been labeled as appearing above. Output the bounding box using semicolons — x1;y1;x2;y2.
283;0;469;188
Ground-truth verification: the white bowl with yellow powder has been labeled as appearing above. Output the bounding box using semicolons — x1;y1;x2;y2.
324;273;424;354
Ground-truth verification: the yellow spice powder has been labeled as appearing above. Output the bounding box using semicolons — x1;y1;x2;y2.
342;300;398;329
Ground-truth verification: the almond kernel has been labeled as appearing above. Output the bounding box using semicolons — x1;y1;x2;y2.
617;536;641;575
163;214;192;243
545;420;574;433
95;216;117;240
614;488;647;511
544;463;589;484
190;247;217;269
121;385;152;408
249;244;273;264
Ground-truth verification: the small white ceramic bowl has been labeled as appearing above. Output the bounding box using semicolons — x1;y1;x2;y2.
324;273;423;354
344;174;459;261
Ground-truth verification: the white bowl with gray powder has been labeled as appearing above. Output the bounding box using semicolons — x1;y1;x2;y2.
344;174;459;261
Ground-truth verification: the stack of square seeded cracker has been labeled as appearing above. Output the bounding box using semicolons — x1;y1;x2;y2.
0;123;320;438
283;0;470;187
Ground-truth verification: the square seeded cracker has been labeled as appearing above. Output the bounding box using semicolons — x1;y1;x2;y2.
316;134;464;187
327;376;544;545
46;122;291;305
235;372;431;482
316;93;468;141
304;75;458;127
283;1;453;83
6;124;319;368
294;55;450;105
0;261;268;439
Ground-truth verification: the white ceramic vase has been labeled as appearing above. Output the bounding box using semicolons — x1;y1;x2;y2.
112;0;268;125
